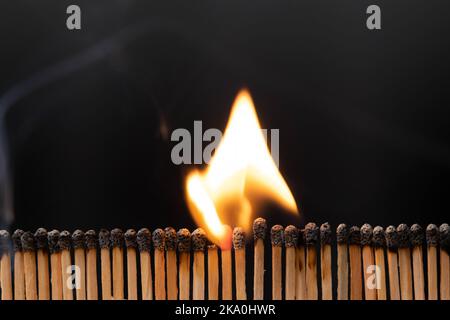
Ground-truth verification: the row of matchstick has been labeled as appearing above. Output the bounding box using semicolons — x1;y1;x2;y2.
0;219;448;300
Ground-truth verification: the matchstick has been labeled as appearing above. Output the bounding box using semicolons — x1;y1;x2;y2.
58;230;73;300
21;231;37;300
99;229;112;300
35;228;50;300
348;226;362;300
271;225;284;300
207;242;219;300
124;229;138;300
221;225;233;300
137;228;153;300
85;230;98;300
153;228;166;300
439;223;450;300
111;228;124;300
285;225;298;300
253;217;266;300
48;230;62;300
426;224;438;300
336;224;349;300
192;228;206;300
296;228;306;300
397;224;413;300
372;226;387;300
233;227;247;300
177;228;191;300
320;223;333;300
12;229;25;300
410;224;425;300
305;222;319;300
165;227;178;300
0;230;13;300
72;230;86;300
361;224;376;300
385;225;400;300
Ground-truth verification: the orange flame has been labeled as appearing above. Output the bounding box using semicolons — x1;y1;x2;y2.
185;89;298;248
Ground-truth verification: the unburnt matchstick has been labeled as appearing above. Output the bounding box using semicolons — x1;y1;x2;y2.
99;229;112;300
397;224;413;300
336;224;349;300
285;225;298;300
304;222;319;300
410;224;425;300
153;228;166;300
296;228;306;300
165;227;178;300
426;224;439;300
207;242;219;300
72;230;86;300
177;228;190;300
233;227;247;300
137;228;153;300
125;229;138;300
58;230;73;300
271;225;284;300
21;231;38;300
348;226;362;300
0;230;13;300
361;224;376;300
385;225;400;300
111;228;124;300
253;217;266;300
192;228;206;300
12;229;25;300
440;223;450;300
48;230;62;300
320;223;332;300
372;226;387;300
85;230;98;300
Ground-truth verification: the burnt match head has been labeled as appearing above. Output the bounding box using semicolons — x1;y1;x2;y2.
336;224;349;244
21;231;36;251
110;228;124;248
253;217;267;241
48;230;61;253
191;228;207;251
385;225;398;250
0;230;10;255
271;225;284;247
285;225;298;247
137;228;152;252
320;222;332;245
72;230;85;249
177;228;191;253
85;230;97;249
124;229;137;248
396;224;410;248
34;228;48;250
164;227;177;251
304;222;319;245
98;229;110;249
410;224;424;247
348;226;361;245
426;224;439;246
440;223;450;254
58;231;71;250
232;227;245;250
12;229;24;252
360;224;373;246
372;226;386;247
152;228;165;251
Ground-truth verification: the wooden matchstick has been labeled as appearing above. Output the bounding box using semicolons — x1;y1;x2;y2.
320;223;333;300
34;228;50;300
221;226;233;300
153;228;166;300
85;230;98;300
99;229;112;300
285;225;298;300
72;230;86;300
177;228;190;300
271;225;284;300
137;228;153;300
253;218;266;300
397;224;413;300
21;231;38;300
233;227;247;300
192;228;206;300
164;227;178;300
336;224;349;300
348;226;362;300
439;223;450;300
426;224;439;300
48;230;63;300
296;228;306;300
0;230;13;300
305;222;319;300
372;226;387;300
361;224;376;300
385;225;400;300
208;243;219;300
410;224;425;300
124;229;138;300
12;230;25;300
111;228;124;300
58;230;73;300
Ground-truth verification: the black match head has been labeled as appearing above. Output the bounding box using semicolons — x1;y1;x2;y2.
0;230;10;255
320;222;332;245
396;224;410;248
164;227;177;251
21;231;36;251
137;228;151;252
124;229;137;248
348;226;361;245
426;224;439;246
440;223;450;254
85;230;97;249
253;217;267;241
232;227;245;250
12;229;24;252
271;225;284;247
360;224;373;246
336;224;349;244
48;230;61;253
177;228;191;253
72;230;85;249
34;228;48;250
58;231;71;251
152;228;165;251
285;225;299;248
304;222;319;245
410;224;424;247
385;225;398;250
110;228;124;248
98;229;110;249
191;228;207;251
372;226;386;247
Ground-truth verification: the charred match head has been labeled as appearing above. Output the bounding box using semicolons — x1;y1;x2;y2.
12;229;24;252
137;228;151;252
152;228;165;251
426;224;439;247
34;228;48;250
110;228;124;248
285;225;298;248
177;228;191;253
320;222;332;245
0;230;10;255
98;229;110;249
253;217;267;241
336;224;349;244
124;229;137;248
192;228;207;251
21;231;36;251
58;231;71;251
72;230;85;249
304;222;319;245
85;230;97;249
271;225;284;247
48;230;61;253
360;224;373;246
385;225;398;250
410;224;424;247
396;224;410;248
440;223;450;254
348;226;361;245
164;227;177;251
232;227;246;250
372;226;386;247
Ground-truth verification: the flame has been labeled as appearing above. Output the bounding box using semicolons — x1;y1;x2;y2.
186;89;298;248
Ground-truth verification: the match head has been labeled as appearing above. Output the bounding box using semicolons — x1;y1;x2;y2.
271;225;284;247
48;230;61;253
110;228;124;248
191;228;207;251
177;228;191;253
152;228;165;251
385;225;398;250
124;229;137;248
396;224;410;248
12;229;24;252
285;225;299;248
0;230;10;255
232;227;245;250
360;224;373;246
72;230;85;249
34;228;48;250
440;223;450;254
164;227;177;251
348;226;361;245
85;230;97;249
21;231;36;251
410;224;424;247
336;224;349;244
137;228;152;252
426;224;439;246
372;226;386;247
98;229;110;249
253;217;267;241
320;222;332;245
304;222;319;245
58;230;71;250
